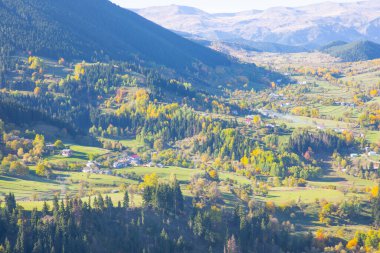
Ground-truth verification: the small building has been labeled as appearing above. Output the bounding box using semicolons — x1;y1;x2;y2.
45;144;56;151
350;153;359;158
61;149;73;157
146;162;155;167
100;169;112;175
368;151;377;156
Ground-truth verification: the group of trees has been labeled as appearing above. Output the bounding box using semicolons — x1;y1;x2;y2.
91;88;235;151
142;178;184;215
0;191;319;253
0;128;62;177
288;129;356;155
0;92;89;136
358;104;380;130
193;128;255;162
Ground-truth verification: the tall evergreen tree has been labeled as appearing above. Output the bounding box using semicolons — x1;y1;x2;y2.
123;191;129;209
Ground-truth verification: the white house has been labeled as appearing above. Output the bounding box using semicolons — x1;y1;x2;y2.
61;149;73;157
368;151;377;156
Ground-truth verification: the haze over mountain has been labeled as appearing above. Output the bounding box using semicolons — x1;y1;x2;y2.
134;0;380;48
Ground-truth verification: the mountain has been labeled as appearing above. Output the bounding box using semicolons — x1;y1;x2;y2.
321;40;380;62
0;0;231;70
134;1;380;48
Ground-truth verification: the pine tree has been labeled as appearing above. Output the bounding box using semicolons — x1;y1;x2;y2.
5;193;16;213
14;223;25;253
4;238;11;253
53;196;59;212
42;201;49;216
123;191;129;209
97;194;105;210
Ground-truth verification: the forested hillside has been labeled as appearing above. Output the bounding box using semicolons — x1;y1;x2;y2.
321;41;380;62
0;0;230;70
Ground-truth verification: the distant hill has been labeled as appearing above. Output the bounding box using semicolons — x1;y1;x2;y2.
134;1;380;47
321;41;380;62
0;0;231;70
319;41;348;51
241;41;307;53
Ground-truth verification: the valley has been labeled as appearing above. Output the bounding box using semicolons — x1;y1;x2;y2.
0;0;379;252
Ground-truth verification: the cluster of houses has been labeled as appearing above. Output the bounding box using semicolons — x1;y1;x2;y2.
113;154;142;168
349;148;380;170
57;148;167;175
80;154;144;175
333;101;356;108
82;161;112;175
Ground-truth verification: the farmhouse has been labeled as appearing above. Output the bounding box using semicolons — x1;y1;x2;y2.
61;149;73;157
45;144;56;151
368;151;377;156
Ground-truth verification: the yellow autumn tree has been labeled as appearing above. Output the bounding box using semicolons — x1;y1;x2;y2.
139;173;158;189
74;63;85;81
241;156;249;167
346;238;358;250
370;89;378;97
33;87;41;96
208;169;219;180
253;115;261;126
135;89;150;113
371;185;379;198
28;56;43;70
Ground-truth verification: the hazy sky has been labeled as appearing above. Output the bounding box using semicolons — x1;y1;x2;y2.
111;0;360;12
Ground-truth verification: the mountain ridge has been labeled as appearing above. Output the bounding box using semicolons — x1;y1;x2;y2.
134;1;380;48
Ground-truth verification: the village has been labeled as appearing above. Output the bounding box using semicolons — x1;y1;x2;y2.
60;148;165;175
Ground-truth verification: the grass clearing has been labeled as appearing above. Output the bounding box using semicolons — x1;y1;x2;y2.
258;187;345;204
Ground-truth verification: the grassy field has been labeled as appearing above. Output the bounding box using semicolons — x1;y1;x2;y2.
366;131;380;144
258;187;345;204
120;166;201;183
121;166;252;185
100;137;145;150
1;157;376;211
46;144;109;163
0;175;61;200
18;192;143;210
